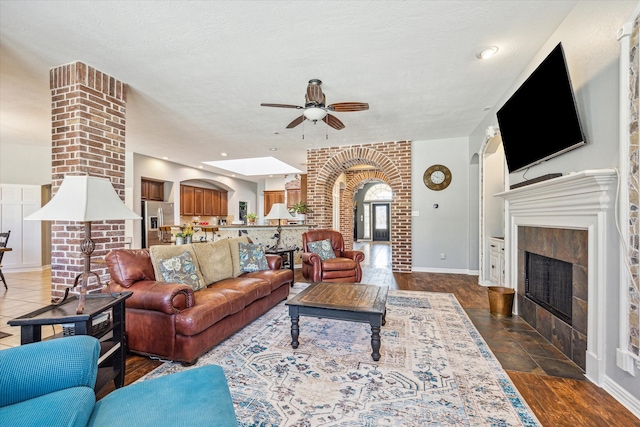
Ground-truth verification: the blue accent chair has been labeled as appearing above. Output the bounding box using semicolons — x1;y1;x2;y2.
0;336;238;427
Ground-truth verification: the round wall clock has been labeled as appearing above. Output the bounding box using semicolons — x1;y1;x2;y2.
423;164;452;191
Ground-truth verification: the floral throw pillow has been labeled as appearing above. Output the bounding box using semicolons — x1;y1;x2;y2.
158;251;203;291
307;239;336;261
239;243;269;273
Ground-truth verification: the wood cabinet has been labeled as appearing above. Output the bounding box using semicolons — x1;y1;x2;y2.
286;189;301;208
264;190;285;216
180;184;228;217
141;179;164;201
489;237;505;286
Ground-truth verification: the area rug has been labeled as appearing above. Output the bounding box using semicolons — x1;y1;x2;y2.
143;284;540;426
0;331;11;340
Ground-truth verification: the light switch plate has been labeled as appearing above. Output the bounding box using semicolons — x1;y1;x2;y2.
412;211;419;216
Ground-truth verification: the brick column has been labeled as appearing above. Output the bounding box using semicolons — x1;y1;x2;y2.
49;62;127;301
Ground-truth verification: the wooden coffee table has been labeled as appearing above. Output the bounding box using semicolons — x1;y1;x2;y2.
285;282;388;361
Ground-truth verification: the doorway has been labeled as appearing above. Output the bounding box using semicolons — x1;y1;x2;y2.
372;203;390;241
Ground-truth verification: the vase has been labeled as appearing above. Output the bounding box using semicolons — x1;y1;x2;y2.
176;236;184;245
185;236;192;244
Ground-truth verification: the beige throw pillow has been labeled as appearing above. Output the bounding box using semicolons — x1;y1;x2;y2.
227;236;250;277
149;244;205;290
192;239;233;284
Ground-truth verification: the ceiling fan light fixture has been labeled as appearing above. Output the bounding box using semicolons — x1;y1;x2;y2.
303;107;327;121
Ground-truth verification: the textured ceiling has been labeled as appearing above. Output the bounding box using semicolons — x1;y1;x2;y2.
0;1;580;182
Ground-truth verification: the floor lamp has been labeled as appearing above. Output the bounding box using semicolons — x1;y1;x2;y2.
25;175;141;314
264;203;294;250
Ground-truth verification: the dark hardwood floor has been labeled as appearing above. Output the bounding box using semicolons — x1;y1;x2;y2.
99;244;638;426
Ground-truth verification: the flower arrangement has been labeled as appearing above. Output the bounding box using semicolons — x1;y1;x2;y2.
175;224;194;238
246;212;257;221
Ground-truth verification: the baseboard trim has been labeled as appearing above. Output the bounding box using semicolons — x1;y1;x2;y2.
3;265;50;273
412;267;479;275
602;375;640;419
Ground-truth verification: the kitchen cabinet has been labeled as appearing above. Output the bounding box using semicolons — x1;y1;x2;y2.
180;185;228;217
203;189;213;216
264;190;285;216
181;185;195;216
141;179;164;201
194;187;204;215
286;189;301;208
489;237;505;286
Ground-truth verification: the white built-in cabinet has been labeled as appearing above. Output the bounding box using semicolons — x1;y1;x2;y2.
0;184;42;270
489;237;505;286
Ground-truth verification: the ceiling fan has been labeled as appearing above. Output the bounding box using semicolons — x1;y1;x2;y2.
261;79;369;130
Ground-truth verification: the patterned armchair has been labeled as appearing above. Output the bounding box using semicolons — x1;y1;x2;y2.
302;229;365;283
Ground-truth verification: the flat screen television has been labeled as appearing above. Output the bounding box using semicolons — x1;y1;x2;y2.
497;43;586;173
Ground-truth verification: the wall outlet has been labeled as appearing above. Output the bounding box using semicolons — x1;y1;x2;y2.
440;253;446;260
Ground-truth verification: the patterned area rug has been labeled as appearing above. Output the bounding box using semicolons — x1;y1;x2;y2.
144;284;540;426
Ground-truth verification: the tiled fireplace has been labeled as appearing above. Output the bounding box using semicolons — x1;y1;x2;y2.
517;226;588;369
498;169;618;384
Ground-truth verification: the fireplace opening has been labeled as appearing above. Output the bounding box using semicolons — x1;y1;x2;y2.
525;252;573;325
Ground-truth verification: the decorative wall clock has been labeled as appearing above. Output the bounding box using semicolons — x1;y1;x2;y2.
423;164;452;191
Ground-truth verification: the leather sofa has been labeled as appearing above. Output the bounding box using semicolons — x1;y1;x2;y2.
105;237;292;364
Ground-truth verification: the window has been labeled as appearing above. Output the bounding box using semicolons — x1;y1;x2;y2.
364;183;392;201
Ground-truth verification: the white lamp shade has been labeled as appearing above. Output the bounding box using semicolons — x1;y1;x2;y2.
303;107;327;121
25;175;141;222
264;203;294;220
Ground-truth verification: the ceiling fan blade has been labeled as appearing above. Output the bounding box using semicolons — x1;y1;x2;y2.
327;102;369;112
261;103;303;109
306;81;324;104
323;114;345;130
286;115;306;129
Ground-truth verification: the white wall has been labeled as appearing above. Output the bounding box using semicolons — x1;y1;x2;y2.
411;137;472;273
467;1;640;411
0;142;51;185
131;154;258;248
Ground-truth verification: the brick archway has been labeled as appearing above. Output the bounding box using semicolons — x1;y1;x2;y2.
306;141;412;273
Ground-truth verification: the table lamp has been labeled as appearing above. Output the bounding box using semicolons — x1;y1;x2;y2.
264;203;294;250
25;175;141;314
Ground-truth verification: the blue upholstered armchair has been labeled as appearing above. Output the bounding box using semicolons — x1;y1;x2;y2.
0;335;238;427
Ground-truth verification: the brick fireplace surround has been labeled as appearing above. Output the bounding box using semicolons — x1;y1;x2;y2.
498;169;617;385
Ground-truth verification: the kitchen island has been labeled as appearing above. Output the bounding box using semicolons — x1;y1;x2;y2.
214;225;309;267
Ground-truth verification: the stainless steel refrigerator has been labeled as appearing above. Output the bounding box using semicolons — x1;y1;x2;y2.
142;201;175;248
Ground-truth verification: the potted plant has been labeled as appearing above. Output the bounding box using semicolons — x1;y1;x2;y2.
246;212;257;224
175;225;195;244
290;202;311;223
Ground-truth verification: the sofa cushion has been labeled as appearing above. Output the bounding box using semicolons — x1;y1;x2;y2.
106;249;155;287
208;277;271;307
0;386;95;427
239;243;269;272
149;244;205;290
227;236;250;277
157;251;203;291
192;239;233;284
307;239;337;260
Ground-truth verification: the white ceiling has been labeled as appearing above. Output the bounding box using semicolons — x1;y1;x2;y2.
0;1;580;182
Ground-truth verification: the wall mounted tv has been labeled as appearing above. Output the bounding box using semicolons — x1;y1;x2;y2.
497;42;586;173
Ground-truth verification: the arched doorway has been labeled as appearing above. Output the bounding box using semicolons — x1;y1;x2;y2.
306;141;412;273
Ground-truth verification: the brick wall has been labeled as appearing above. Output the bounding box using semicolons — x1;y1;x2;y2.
306;141;412;273
49;62;127;300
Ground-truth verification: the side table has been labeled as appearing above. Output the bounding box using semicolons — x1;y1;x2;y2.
265;247;295;276
8;292;132;394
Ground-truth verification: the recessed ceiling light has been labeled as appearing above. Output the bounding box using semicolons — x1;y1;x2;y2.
198;165;204;169
221;152;228;157
483;106;492;111
162;156;169;160
269;148;277;151
476;46;499;59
